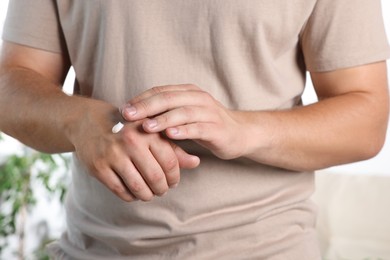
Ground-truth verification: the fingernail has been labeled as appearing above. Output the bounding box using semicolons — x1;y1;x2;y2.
124;106;137;117
168;128;179;136
145;119;158;129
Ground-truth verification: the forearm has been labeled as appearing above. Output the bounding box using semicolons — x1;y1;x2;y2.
239;92;389;171
0;67;118;153
121;67;389;172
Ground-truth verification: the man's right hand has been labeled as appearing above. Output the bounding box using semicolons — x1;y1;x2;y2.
0;42;199;202
70;100;200;202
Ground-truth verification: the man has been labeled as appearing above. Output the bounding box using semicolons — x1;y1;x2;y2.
0;0;389;259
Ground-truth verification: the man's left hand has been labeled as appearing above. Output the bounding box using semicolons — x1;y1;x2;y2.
121;84;247;160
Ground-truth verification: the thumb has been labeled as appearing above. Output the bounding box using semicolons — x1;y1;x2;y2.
171;144;200;169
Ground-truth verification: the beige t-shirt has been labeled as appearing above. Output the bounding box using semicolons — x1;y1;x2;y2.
3;0;390;259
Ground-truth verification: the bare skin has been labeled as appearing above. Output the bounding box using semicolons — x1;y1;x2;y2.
121;62;389;171
0;42;200;202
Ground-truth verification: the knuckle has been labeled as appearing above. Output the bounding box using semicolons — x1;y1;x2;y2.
90;158;107;174
151;86;163;95
182;106;194;118
109;182;127;196
147;171;165;183
138;100;150;112
122;130;139;146
165;157;179;172
128;179;144;194
161;92;175;102
164;160;180;185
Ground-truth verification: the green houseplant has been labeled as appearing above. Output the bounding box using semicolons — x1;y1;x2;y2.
0;133;70;260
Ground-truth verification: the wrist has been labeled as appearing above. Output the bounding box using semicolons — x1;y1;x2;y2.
234;111;277;161
62;96;121;149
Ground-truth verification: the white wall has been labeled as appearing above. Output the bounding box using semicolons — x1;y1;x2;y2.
0;2;390;175
0;2;8;35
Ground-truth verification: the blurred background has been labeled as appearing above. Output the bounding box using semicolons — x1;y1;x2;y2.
0;1;389;259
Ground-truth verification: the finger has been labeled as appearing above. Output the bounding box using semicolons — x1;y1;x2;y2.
142;106;217;133
130;147;170;196
130;84;200;104
93;167;136;202
121;84;199;120
171;143;200;169
166;122;216;142
149;139;181;188
121;89;211;121
111;160;155;201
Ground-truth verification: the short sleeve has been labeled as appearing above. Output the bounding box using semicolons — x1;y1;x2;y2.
2;0;66;53
301;0;390;72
